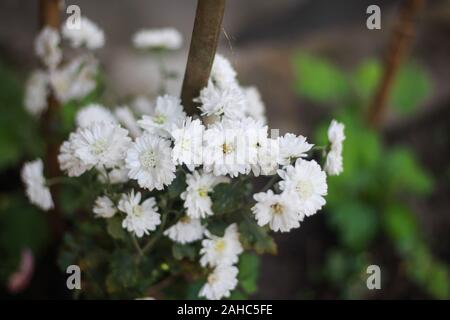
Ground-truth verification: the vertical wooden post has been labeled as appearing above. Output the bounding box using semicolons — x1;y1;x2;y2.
181;0;226;115
367;0;425;128
39;0;64;238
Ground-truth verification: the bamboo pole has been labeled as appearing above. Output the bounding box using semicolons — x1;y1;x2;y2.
367;0;425;128
180;0;226;115
39;0;64;239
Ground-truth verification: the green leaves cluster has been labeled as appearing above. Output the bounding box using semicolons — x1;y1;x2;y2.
293;53;432;115
293;52;448;299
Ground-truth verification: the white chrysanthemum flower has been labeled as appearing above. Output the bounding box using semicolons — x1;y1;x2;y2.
132;28;182;50
325;119;345;176
58;132;90;177
196;81;246;120
243;86;267;124
253;138;280;176
200;223;243;268
163;216;205;244
34;27;61;70
76;104;117;127
138;95;186;138
115;106;142;138
181;170;229;219
62;16;105;50
203;119;253;177
71;122;131;169
277;133;313;166
199;265;238;300
50;55;98;103
171;117;204;170
210;54;237;89
278;159;327;217
125;134;176;190
93;195;116;218
24;70;48;117
325;149;343;176
118;190;161;238
21;159;54;211
252;190;301;232
328;119;345;149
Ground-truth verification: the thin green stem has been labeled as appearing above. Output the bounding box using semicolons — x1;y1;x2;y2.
132;235;144;257
46;176;82;188
142;208;170;255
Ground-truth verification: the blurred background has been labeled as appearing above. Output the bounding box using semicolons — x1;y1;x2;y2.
0;0;449;299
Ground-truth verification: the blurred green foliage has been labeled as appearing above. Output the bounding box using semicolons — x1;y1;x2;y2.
0;62;49;285
294;53;449;299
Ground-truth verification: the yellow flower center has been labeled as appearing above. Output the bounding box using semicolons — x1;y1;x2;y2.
270;203;284;215
197;187;208;197
180;216;191;224
153;114;166;125
222;143;233;155
214;239;226;253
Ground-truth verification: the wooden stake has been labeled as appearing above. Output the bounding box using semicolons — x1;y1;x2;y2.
180;0;226;115
39;0;64;239
367;0;425;128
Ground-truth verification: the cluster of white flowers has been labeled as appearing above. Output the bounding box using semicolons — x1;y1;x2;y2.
24;17;104;117
23;25;345;300
199;224;243;300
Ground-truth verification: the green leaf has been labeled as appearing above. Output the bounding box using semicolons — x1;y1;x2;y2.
384;148;433;196
328;202;378;251
167;170;187;199
106;215;127;240
172;243;197;261
239;217;277;255
352;59;382;102
383;204;419;254
391;63;432;114
211;180;250;214
0;194;50;256
238;253;260;294
293;53;349;103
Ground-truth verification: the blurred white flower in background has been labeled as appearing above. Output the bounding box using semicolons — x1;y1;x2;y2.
21;159;54;211
34;27;61;70
325;119;345;176
132;28;182;50
24;70;48;117
76;103;117;127
62;16;105;50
